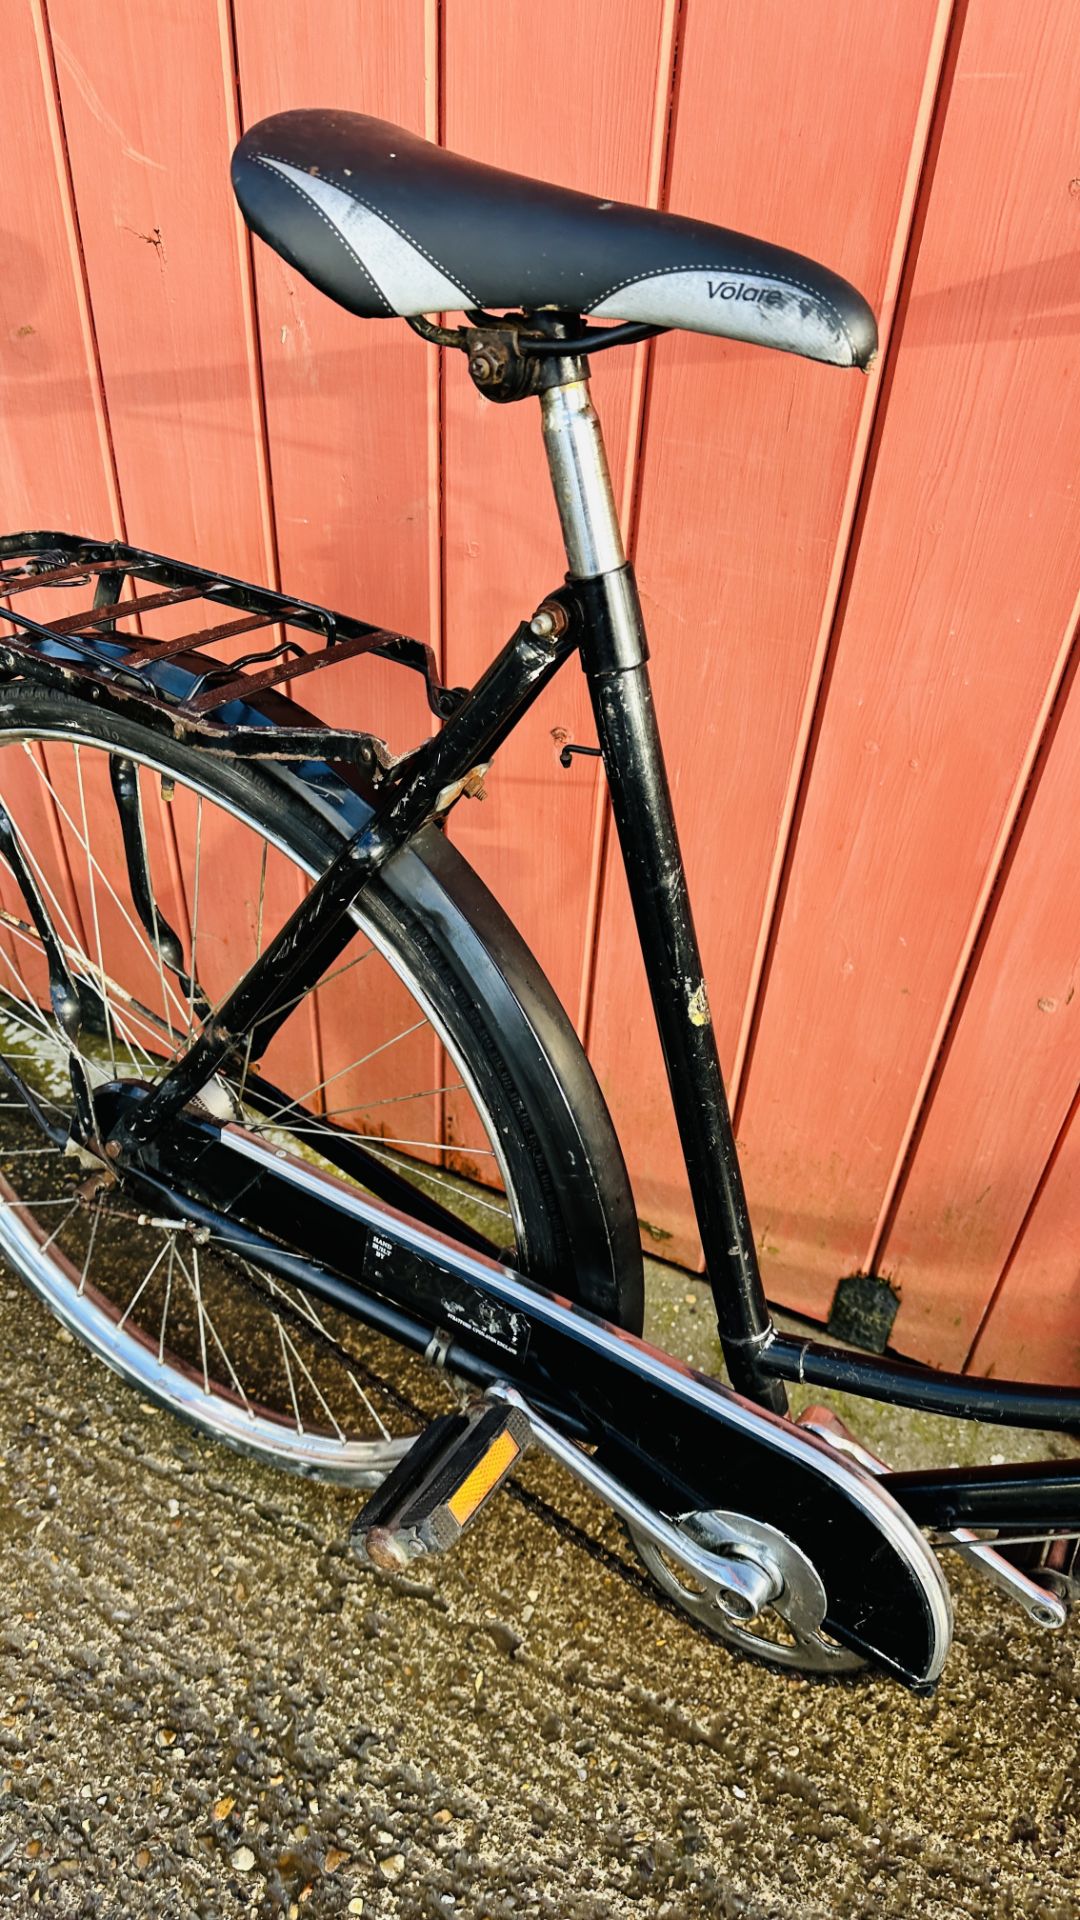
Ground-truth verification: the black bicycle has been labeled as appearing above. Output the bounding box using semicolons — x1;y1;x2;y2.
0;109;1075;1692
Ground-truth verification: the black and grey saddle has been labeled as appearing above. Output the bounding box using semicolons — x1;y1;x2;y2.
232;109;877;371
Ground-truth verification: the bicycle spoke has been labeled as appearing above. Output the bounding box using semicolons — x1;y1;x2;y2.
157;1240;175;1362
0;794;90;1040
322;1081;465;1117
0;937;137;1135
358;1145;511;1219
0;841;188;1084
235;839;268;1107
0;948;155;1097
0;1012;69;1119
258;1269;391;1441
172;1247;252;1413
0;950;106;1127
195;906;378;1051
1;800;86;966
21;749;193;1033
0;950;69;1048
73;746;116;1076
0;809;161;1081
344;1367;394;1441
38;1199;80;1254
247;1116;493;1156
34;923;182;1064
187;795;204;1043
0;1196;79;1209
0;787;101;1134
78;1200;102;1297
186;1242;210;1393
278;1320;345;1441
116;1237;172;1330
256;1017;429;1128
276;1314;303;1433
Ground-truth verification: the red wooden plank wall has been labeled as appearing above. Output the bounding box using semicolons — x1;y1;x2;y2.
0;0;1076;1380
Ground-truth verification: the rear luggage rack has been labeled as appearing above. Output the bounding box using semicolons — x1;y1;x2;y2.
0;533;465;770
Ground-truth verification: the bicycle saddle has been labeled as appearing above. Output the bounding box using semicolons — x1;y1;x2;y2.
232;110;877;371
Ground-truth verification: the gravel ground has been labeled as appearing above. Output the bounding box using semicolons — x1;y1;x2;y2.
1;1257;1079;1920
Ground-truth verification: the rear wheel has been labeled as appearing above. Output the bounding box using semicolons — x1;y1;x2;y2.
0;689;642;1482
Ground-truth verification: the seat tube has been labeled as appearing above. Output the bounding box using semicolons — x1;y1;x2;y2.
539;368;786;1412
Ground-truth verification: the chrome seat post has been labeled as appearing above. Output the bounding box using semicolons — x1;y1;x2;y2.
539;367;627;580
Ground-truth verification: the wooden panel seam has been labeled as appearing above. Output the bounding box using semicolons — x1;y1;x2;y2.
577;0;685;1043
427;0;449;1155
220;0;325;1098
729;0;960;1123
22;1;126;980
29;0;125;538
963;1078;1080;1369
868;597;1080;1273
216;0;283;596
425;0;445;687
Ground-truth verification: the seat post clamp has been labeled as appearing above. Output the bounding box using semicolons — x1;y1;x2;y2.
465;325;546;404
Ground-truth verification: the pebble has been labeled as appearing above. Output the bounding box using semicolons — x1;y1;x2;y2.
378;1854;405;1881
348;1902;365;1916
232;1846;256;1873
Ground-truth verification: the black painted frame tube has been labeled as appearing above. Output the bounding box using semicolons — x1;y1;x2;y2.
763;1330;1080;1432
577;566;784;1412
882;1461;1080;1531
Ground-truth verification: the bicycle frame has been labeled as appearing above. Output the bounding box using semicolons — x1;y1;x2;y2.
6;337;1078;1547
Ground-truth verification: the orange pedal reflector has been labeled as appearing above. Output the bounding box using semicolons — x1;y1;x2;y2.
351;1399;531;1571
447;1427;521;1526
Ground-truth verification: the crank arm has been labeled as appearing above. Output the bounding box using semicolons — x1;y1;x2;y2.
798;1407;1066;1630
486;1383;781;1622
118;1105;953;1688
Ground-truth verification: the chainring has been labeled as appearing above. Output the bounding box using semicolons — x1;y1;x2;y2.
630;1507;866;1675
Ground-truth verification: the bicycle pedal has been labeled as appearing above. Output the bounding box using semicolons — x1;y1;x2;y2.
350;1399;531;1572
